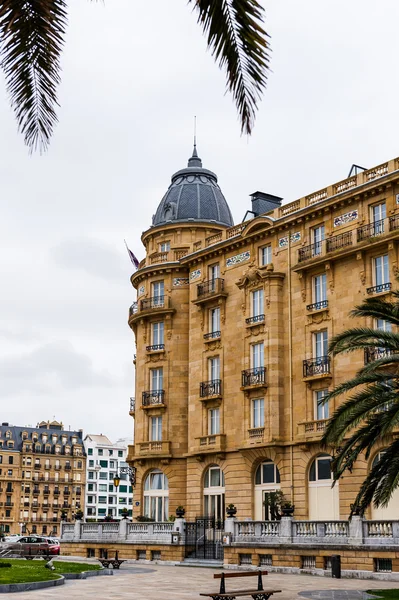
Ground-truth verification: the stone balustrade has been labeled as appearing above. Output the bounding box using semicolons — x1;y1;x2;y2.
62;517;399;548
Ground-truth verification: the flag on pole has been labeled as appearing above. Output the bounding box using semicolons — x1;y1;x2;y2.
124;240;139;269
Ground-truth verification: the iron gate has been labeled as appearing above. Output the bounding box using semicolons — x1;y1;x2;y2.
185;516;224;560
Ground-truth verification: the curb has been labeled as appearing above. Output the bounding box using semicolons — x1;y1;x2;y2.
0;575;65;593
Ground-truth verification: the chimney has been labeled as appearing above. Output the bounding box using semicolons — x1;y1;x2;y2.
250;191;283;216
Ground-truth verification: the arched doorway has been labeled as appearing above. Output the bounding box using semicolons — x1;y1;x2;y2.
370;451;399;520
254;460;281;520
143;469;169;521
203;465;225;520
308;454;339;520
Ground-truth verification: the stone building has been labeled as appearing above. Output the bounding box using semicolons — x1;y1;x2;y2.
0;420;85;537
127;148;399;524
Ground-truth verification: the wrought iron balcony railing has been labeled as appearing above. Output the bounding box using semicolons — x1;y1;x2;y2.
203;331;221;340
367;282;391;295
306;300;328;311
357;219;385;242
140;296;165;310
200;379;222;398
389;214;399;231
303;356;330;377
298;241;323;262
364;347;395;364
130;397;135;411
241;367;267;387
146;344;165;352
326;231;353;253
197;278;224;299
246;314;265;325
129;302;138;316
142;390;165;406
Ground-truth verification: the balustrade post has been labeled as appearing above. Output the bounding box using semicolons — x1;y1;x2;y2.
348;516;363;545
73;519;82;541
224;517;236;537
317;522;325;538
173;517;186;543
254;522;262;538
118;518;128;541
279;516;293;543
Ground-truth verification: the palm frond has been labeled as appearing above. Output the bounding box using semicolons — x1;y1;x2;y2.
0;0;67;151
189;0;270;134
329;327;399;355
353;438;399;510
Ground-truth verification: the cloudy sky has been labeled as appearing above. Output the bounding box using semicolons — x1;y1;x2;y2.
1;0;398;442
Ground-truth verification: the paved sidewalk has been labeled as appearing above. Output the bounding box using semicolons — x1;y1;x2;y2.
1;563;398;599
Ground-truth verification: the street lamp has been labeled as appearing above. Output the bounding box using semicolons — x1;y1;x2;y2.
113;466;136;488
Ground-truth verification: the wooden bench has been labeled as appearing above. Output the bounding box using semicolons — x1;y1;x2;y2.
200;570;281;600
98;551;126;569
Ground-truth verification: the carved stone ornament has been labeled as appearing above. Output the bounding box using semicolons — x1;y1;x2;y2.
360;270;366;285
301;289;307;302
235;264;273;289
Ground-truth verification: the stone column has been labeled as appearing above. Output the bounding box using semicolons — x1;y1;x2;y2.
118;518;128;541
348;516;363;545
279;516;293;543
173;517;186;543
73;519;81;541
224;517;236;536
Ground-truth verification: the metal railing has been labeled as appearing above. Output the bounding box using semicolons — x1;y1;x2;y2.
306;300;328;311
197;278;224;299
203;331;221;340
142;390;165;406
246;314;265;325
364;347;394;363
242;367;267;387
303;356;330;377
140;296;165;310
298;241;323;262
200;379;222;397
357;219;385;241
130;397;135;411
326;231;353;253
389;214;399;231
367;282;391;295
146;344;165;352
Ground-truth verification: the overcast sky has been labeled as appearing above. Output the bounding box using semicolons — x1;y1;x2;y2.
1;0;399;442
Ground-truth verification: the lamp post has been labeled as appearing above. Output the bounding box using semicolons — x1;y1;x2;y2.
113;466;136;488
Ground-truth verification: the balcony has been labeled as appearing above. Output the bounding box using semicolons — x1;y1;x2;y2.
135;441;172;459
248;427;265;441
65;465;71;471
44;464;51;470
325;231;353;253
146;344;165;352
306;300;328;311
364;347;395;364
142;390;165;407
203;331;221;341
200;379;222;399
303;356;331;378
299;419;329;439
54;490;60;495
194;434;226;455
141;296;166;310
298;241;323;263
389;214;399;231
193;278;227;305
246;314;265;326
129;296;174;326
54;465;61;471
367;282;391;295
357;219;385;242
63;490;70;496
241;367;267;388
129;397;135;414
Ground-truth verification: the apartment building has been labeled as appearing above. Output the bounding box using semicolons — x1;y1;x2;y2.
126;148;399;524
0;420;85;537
84;435;132;520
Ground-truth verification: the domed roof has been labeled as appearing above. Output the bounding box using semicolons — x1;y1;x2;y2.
152;145;234;228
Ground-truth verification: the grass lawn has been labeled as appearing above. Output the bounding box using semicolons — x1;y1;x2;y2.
0;559;101;584
368;591;399;599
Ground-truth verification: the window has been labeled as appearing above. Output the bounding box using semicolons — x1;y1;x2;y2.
118;450;123;457
98;496;107;504
99;472;107;480
152;322;164;346
150;416;162;441
375;318;391;332
309;454;333;481
119;485;128;493
88;483;94;491
8;456;13;465
89;460;94;467
312;225;325;256
208;356;220;381
143;470;169;522
98;449;103;456
159;241;170;252
315;389;329;420
208;409;220;435
88;448;93;456
110;460;115;468
252;289;264;317
252;398;264;428
208;263;220;280
371;202;386;234
152;280;164;305
99;460;108;468
209;307;220;334
374;254;389;287
314;330;328;359
99;484;107;492
255;461;280;485
203;466;225;520
260;245;272;266
7;470;12;478
109;450;113;456
313;274;327;306
118;497;127;504
151;368;163;391
88;472;94;480
251;342;264;369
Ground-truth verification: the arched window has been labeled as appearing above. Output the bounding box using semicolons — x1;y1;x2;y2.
203;466;225;520
143;470;169;522
254;460;281;520
308;454;339;520
370;450;399;520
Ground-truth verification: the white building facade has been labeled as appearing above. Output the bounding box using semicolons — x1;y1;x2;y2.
83;435;133;520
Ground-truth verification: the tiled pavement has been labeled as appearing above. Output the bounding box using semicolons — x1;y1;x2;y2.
1;563;398;600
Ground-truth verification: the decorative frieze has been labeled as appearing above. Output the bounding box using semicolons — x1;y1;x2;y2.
190;269;201;281
334;210;358;227
226;251;250;267
138;285;145;296
173;278;189;287
278;232;301;248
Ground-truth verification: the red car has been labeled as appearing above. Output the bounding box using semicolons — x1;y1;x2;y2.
45;537;60;555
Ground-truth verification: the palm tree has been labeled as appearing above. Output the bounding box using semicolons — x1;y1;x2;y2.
0;0;270;152
322;289;399;515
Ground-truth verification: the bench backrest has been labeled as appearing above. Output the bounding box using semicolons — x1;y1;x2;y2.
214;570;268;593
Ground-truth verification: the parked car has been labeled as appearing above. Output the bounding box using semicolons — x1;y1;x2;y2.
2;535;21;543
45;537;60;555
3;536;51;557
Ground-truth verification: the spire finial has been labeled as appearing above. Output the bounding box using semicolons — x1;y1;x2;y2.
194;115;197;149
188;116;202;168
